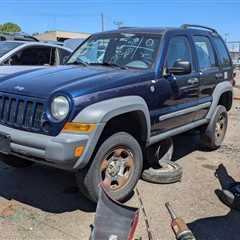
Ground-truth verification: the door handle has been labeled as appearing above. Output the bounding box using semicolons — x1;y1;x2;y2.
187;78;199;85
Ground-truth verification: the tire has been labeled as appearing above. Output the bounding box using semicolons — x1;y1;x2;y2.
76;132;143;203
145;138;174;167
142;161;182;184
200;105;228;150
0;154;34;168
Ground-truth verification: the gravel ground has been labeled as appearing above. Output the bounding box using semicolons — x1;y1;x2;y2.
0;86;240;240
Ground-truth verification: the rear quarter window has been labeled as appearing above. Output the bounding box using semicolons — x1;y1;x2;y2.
213;37;231;67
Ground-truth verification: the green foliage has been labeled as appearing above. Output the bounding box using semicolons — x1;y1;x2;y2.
0;22;21;32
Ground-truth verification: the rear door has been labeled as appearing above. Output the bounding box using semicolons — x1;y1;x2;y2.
212;36;234;83
192;35;219;121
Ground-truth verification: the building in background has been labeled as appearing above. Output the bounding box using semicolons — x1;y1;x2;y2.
227;41;240;67
34;30;90;42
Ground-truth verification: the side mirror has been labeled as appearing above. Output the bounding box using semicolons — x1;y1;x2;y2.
167;60;191;75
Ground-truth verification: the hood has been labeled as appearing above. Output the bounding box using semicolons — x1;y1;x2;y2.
0;65;150;99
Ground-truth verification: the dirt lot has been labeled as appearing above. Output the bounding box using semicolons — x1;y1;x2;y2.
0;84;240;240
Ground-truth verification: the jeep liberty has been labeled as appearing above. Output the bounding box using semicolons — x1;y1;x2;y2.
0;25;233;202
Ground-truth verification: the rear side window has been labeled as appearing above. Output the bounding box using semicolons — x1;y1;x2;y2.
58;48;71;64
213;37;231;67
166;36;192;68
193;36;216;71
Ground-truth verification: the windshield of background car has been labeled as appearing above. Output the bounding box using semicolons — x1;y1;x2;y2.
67;32;162;69
0;42;23;57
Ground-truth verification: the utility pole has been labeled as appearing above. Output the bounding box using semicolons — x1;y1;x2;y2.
101;13;104;32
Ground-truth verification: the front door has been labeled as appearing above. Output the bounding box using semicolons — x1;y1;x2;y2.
151;34;200;135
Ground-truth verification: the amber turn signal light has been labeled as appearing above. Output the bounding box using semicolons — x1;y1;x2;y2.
62;123;96;133
74;146;84;157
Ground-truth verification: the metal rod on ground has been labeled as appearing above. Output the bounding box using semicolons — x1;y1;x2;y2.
135;188;153;240
165;202;196;240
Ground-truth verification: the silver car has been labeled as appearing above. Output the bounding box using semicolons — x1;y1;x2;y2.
0;41;72;66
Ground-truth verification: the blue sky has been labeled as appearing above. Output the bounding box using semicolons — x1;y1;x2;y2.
0;0;239;41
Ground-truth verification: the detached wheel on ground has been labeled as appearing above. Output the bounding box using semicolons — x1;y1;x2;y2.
142;160;182;184
145;138;174;167
200;105;228;150
142;138;182;184
0;154;34;168
76;132;143;203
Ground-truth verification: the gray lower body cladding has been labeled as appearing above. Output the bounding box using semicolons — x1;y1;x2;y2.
0;124;91;170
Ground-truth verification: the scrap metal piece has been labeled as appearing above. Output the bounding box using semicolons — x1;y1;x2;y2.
90;184;139;240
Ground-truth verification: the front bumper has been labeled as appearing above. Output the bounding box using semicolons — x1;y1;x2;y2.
0;124;104;170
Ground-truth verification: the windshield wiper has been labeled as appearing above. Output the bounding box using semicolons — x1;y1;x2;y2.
89;62;128;70
67;59;89;67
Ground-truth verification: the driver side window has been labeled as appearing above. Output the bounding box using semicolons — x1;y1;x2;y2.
166;36;192;70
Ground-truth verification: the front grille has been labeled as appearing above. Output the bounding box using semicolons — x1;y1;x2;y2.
0;95;44;131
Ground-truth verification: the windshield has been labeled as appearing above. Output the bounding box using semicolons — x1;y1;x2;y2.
67;33;161;69
0;42;23;58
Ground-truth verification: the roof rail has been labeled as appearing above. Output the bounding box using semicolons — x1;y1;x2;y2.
181;24;218;34
118;26;136;29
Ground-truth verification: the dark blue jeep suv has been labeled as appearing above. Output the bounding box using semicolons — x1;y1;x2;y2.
0;24;234;202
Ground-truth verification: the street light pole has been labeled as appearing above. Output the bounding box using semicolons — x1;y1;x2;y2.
101;13;104;32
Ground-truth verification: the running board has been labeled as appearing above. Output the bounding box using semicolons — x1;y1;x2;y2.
148;119;208;146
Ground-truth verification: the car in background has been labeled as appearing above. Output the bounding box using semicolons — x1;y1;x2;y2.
0;32;39;42
42;40;64;46
0;41;72;66
64;38;84;51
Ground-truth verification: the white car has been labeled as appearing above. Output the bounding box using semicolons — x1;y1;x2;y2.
0;41;72;66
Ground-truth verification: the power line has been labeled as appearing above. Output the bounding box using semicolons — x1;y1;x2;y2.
1;0;240;4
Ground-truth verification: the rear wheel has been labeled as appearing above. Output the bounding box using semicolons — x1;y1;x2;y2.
200;105;228;150
76;132;143;202
0;154;34;168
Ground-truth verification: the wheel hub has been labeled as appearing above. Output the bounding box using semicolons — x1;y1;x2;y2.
107;158;123;178
100;147;134;191
215;113;226;140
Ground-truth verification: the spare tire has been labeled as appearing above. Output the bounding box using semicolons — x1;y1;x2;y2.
142;161;183;184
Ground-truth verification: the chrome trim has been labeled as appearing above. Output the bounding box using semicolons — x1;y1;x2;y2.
149;119;208;146
158;102;211;121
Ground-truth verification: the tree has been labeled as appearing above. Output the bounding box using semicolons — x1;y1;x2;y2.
0;22;21;32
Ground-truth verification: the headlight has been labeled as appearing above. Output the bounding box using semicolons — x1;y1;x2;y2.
51;96;70;121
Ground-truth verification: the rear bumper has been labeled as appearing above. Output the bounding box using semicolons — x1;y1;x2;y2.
0;124;103;170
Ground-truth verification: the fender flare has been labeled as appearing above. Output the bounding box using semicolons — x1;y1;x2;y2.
206;81;233;120
73;96;151;169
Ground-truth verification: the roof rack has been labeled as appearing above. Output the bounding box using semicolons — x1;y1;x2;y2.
180;24;218;34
